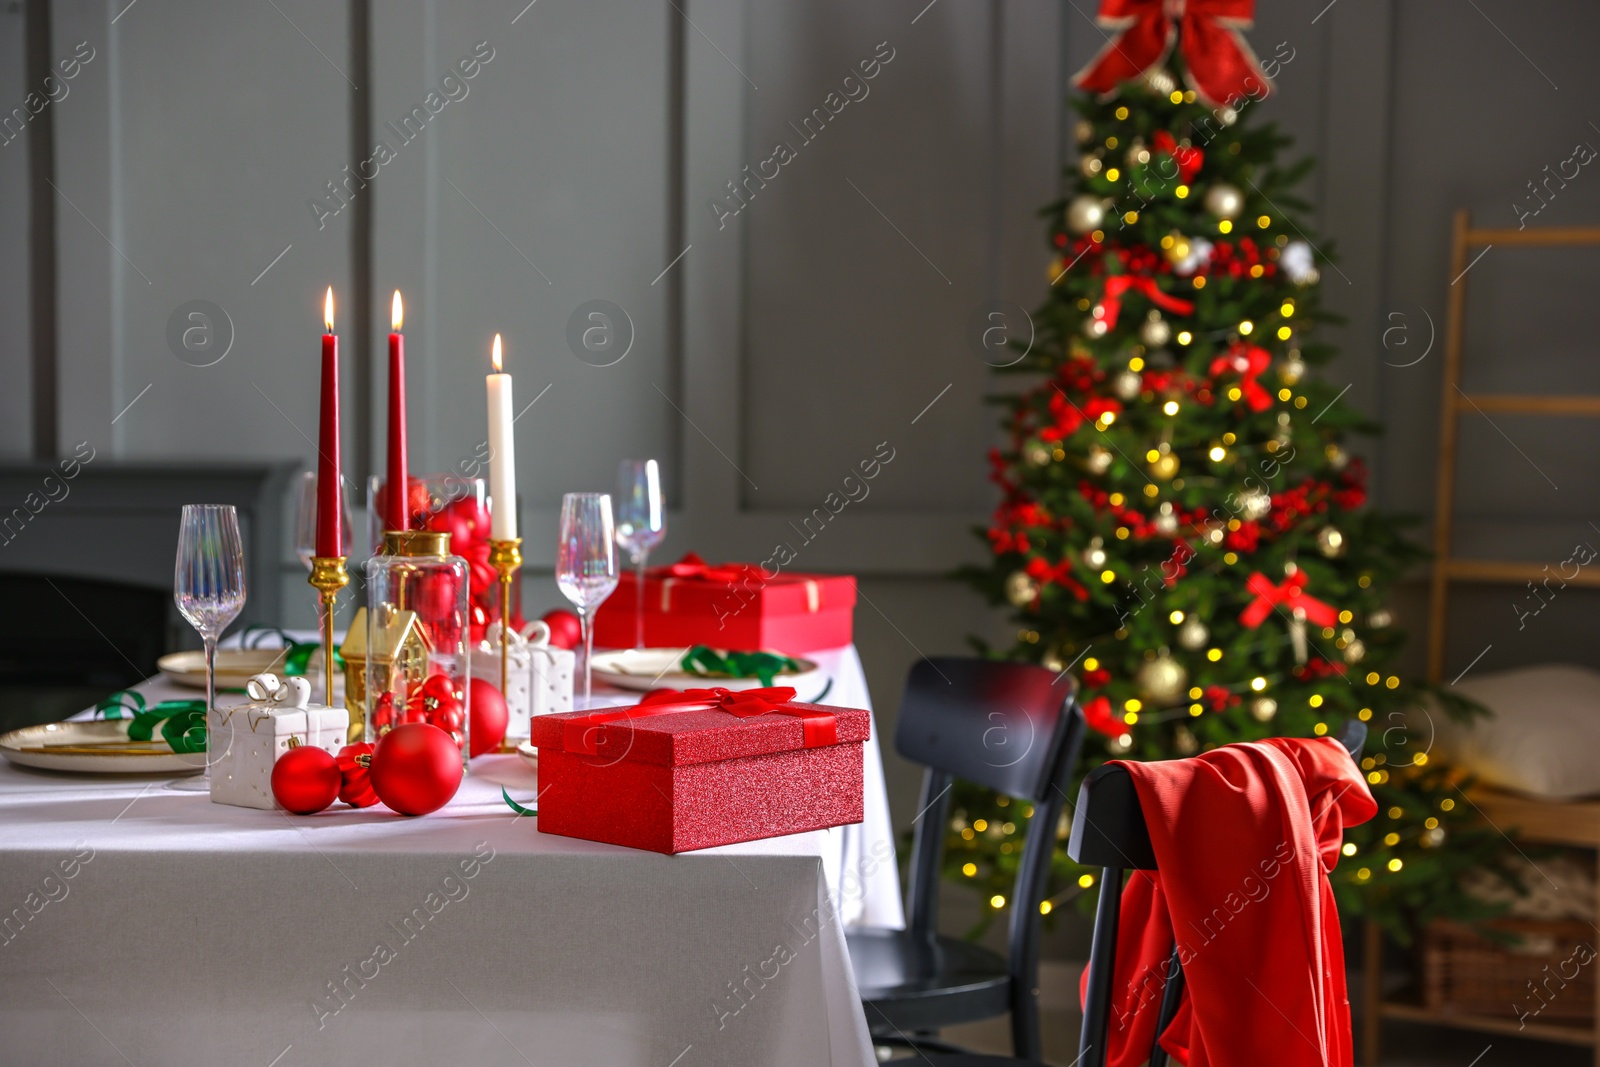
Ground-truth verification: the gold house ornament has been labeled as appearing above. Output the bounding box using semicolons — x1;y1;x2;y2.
339;605;430;743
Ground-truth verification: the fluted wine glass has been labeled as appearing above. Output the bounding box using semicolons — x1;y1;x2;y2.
556;492;618;705
614;459;666;649
294;471;353;571
172;504;247;790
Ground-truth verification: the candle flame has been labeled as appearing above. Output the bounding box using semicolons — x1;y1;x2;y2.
391;291;403;331
323;287;334;332
492;333;503;373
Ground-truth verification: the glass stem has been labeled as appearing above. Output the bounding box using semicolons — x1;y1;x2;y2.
579;609;595;706
634;551;647;649
202;634;217;783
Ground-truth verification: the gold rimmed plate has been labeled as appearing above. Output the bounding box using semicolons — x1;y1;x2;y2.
0;719;202;775
158;648;293;691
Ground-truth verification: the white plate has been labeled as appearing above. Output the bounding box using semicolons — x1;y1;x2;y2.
589;647;826;696
516;741;538;771
158;649;297;691
0;719;202;775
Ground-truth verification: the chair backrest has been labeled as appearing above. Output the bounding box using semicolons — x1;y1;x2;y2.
893;656;1084;1062
1068;721;1368;1067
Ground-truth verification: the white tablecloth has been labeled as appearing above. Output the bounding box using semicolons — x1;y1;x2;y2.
0;644;902;1067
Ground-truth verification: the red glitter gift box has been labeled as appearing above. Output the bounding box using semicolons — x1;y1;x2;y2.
530;686;869;854
592;553;856;653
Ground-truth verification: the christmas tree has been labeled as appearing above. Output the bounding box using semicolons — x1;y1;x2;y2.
952;14;1510;942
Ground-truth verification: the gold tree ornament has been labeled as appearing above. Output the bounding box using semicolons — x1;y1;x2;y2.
1082;536;1108;569
1317;526;1346;558
1004;571;1039;607
1136;651;1189;704
1140;311;1172;347
1112;370;1143;400
1177;616;1209;650
1066;195;1109;233
1150;452;1180;480
1204;183;1244;219
1086;446;1113;474
1251;697;1278;722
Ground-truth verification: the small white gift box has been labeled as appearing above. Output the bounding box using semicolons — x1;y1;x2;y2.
470;622;532;736
521;620;574;738
208;673;349;810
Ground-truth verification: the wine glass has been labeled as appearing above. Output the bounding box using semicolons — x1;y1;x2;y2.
295;471;353;571
172;504;247;791
614;459;666;649
556;492;618;705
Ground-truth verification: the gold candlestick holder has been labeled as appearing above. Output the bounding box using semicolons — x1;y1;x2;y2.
308;555;350;708
488;538;523;707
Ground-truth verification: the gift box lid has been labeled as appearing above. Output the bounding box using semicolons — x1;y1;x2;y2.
617;554;857;617
530;690;869;768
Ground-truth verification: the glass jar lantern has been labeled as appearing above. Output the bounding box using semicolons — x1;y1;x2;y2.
364;529;472;768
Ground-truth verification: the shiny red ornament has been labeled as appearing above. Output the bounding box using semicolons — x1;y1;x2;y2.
468;678;509;757
1082;694;1122;739
370;723;463;816
408;673;465;748
336;743;379;807
541;609;582;650
271;745;341;814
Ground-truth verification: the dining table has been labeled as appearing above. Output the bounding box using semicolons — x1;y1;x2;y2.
0;642;903;1067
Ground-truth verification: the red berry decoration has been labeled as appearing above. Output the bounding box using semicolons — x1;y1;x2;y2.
468;677;509;757
370;723;462;816
336;743;379;808
541;609;582;650
271;745;341;815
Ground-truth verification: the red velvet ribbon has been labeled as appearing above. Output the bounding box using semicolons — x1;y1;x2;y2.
1098;275;1195;331
1239;571;1338;629
562;685;839;756
652;552;769;585
1209;343;1273;412
1072;0;1271;108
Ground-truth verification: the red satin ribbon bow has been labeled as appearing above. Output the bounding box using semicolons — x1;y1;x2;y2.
563;685;839;756
1239;571;1338;630
654;552;768;585
1209;343;1273;411
1098;275;1195;331
1072;0;1271;109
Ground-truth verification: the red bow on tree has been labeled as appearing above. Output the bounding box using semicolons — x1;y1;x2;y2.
1096;275;1195;330
1073;0;1272;109
1209;343;1273;411
1152;130;1203;183
1239;571;1338;629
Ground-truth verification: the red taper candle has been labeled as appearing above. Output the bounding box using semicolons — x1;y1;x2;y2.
385;290;409;532
316;286;344;558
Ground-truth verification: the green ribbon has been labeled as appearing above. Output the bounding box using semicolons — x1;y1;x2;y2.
680;646;804;688
241;626;342;676
502;786;537;817
95;691;208;754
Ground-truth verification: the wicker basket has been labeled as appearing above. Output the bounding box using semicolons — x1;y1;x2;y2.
1422;918;1597;1022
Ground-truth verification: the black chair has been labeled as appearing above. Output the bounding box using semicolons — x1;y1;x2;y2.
847;657;1085;1064
1069;721;1369;1067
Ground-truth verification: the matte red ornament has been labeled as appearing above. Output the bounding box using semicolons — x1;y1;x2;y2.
336;742;379;807
271;745;341;814
468;678;509;757
541;609;582;650
370;722;462;816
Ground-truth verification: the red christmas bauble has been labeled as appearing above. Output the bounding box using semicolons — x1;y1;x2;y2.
271;745;341;814
542;609;582;650
370;723;463;816
336;743;379;807
468;678;509;757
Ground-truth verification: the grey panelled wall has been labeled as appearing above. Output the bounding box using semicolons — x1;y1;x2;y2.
8;1;1600;829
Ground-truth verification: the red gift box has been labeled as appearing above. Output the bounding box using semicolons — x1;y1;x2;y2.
592;553;856;653
530;686;869;854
